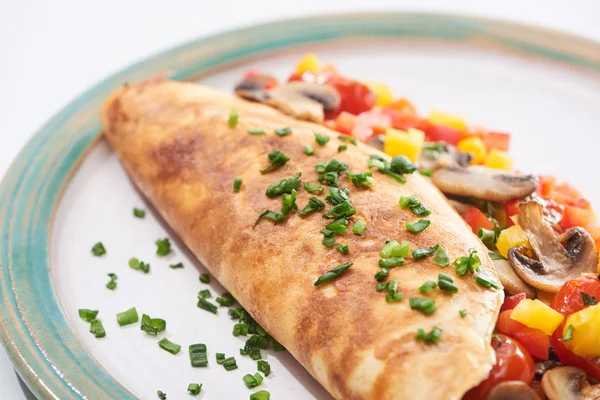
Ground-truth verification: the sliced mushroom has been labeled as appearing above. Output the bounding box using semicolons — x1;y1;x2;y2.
492;258;536;298
431;166;538;202
541;366;600;400
417;143;472;171
448;199;473;215
508;201;598;293
234;74;278;93
535;360;563;380
487;381;541;400
236;82;341;123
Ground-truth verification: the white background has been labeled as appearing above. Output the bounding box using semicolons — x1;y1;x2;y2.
1;1;599;398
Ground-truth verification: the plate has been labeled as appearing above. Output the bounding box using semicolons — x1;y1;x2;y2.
2;12;600;400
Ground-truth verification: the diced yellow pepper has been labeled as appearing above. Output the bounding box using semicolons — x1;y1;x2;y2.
457;137;487;165
365;81;393;107
295;53;322;75
563;304;600;357
484;149;514;170
428;110;467;132
510;299;564;335
496;225;529;258
383;128;425;162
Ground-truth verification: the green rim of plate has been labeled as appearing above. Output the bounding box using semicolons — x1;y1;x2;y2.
1;12;599;400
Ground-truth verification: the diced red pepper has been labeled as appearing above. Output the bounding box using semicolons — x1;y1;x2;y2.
550;182;583;206
500;293;527;312
418;120;463;145
381;107;421;131
355;109;391;136
334;112;357;136
561;206;595;230
482;132;511;152
504;200;521;227
536;175;556;197
328;76;376;116
462;207;494;233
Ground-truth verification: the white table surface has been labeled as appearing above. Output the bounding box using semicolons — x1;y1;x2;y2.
1;0;599;398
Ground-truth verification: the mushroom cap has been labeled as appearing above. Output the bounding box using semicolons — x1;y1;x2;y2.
541;366;600;400
492;258;536;298
486;381;541;400
509;201;598;293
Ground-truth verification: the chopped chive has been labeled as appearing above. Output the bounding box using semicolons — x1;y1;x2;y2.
419;169;433;177
582;292;597;306
91;242;106;256
281;189;298;215
399;195;431;216
378;257;404;268
199;273;210;283
216;353;226;364
298;197;325;215
304;145;315;156
478;228;496;249
89;319;106;338
346;171;373;187
141;314;166;335
321;229;335;248
228;108;239;128
406;219;431;233
409;297;437;315
314;262;353;286
412;244;440;260
106;273;118;290
314;132;330;146
155;238;171;256
386;290;403;303
233;323;249;336
337;144;347;153
380;240;410;258
318;171;340;187
352;219;366;235
222;356;238;371
254;210;286;226
260;150;290;174
116;307;139;326
275;127;292;136
187;383;202;395
415;327;442;344
233;177;243;192
257;360;271;376
157;390;167;400
158;338;181;355
189;343;208;367
322;201;356;219
334;243;349;254
438;273;459;294
418;280;437;294
133;208;145;218
265;173;301;198
198;298;218;314
374;267;389;282
216;293;235;307
248;129;266;135
250;390;271;400
272;339;285;352
228;308;241;319
78;309;98;322
128;257;150;273
563;325;574;342
376;280;397;293
326;218;348;234
198;289;211;299
454;249;481;275
390;155;417;174
433;247;451;267
169;262;183;269
243;373;264;388
325;187;351;205
315;162;327;173
304;182;324;194
475;267;501;290
338;135;358;145
459;309;468;318
488;252;507;261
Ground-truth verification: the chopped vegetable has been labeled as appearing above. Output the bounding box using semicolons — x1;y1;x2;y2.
438;273;459;294
265;173;301;198
314;132;330;146
187;383;202;395
128;257;150;273
169;262;183;269
478;228;496;248
428;111;466;132
457;137;487;165
155;238;171;256
304;182;324;194
321;229;335;248
222;356;238;371
243;373;264;388
386;290;403;303
280;189;298;215
216;353;226;364
409;298;437;315
78;309;98;322
314;262;353;286
260;150;290;174
298;197;325;215
133;208;145;218
198;289;211;299
198;298;218;314
248;129;266;135
406;219;431;233
216;293;236;307
257;360;271;376
415;327;442;344
233;177;242;192
380;240;410;258
378;257;404;268
365;81;393;106
511;299;564;335
250;390;271;400
346;171;373;187
189;343;208;367
304;145;315;156
582;292;598;306
89;319;106;338
141;314;166;335
338;135;358;145
233;323;249;337
116;307;139;326
326;218;347;234
562;303;600;357
484;149;513;170
384;128;425;162
275;127;292;136
337;144;347;153
418;280;437;294
459;309;468;318
475;267;501;290
375;268;389;282
254;210;286;226
158;338;181;355
334;244;349;254
463;207;494;234
199;273;210;283
322;201;356;220
352;219;366;235
324;187;350;205
295;53;321;74
496;225;529;258
106;273;117;290
157;390;167;400
228;108;239;128
390;155;417;175
398;195;431;217
433;246;450;266
412;244;440;260
453;249;481;275
91;242;106;256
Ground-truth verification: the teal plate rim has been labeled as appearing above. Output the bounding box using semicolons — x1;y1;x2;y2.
1;12;600;400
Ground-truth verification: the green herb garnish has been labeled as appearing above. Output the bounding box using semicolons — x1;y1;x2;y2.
412;244;440;260
563;325;574;342
459;309;468;318
298;197;325;215
78;309;98;322
322;201;356;219
198;289;211;299
157;390;167;400
128;257;150;273
337;144;347;153
248;129;266;135
338;135;358;145
378;257;405;268
233;177;242;192
433;247;451;266
280;189;298;215
116;307;139;326
275;127;292;136
222;356;238;371
158;338;181;354
133;208;145;218
438;273;458;294
323;159;349;173
89;319;106;338
318;171;340;187
91;242;106;256
478;228;496;248
304;145;315;156
368;154;408;183
488;252;507;261
409;297;437;314
415;327;442;344
265;173;301;198
418;280;438;294
314;132;330;146
187;383;202;395
141;314;166;335
304;182;324;194
399;195;431;217
260;150;290;173
243;373;264;388
380;240;410;258
321;229;335;248
375;267;389;282
169;262;183;269
250;390;271;400
254;210;286;226
228;108;238;128
257;360;271;376
406;219;431;233
199;273;210;284
475;267;501;290
326;218;348;234
314;262;353;286
419;169;433;177
582;292;598;306
216;293;235;307
106;273;117;290
376;280;397;292
233;323;249;337
346;171;373;187
324;187;350;205
189;343;208;367
155;238;171;256
352;219;366;235
390;155;417;175
198;298;218;314
216;353;226;364
334;244;349;254
454;249;481;275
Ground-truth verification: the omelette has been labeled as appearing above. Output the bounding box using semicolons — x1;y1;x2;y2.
101;79;503;400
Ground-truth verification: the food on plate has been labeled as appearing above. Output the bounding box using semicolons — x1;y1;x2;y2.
102;78;504;399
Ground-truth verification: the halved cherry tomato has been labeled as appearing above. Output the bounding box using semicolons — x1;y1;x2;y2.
500;292;527;312
417;120;463;145
462;207;494;234
550;275;600;381
463;334;535;400
496;310;550;360
537;175;556;197
328;76;376;116
482;132;511;152
560;206;595;230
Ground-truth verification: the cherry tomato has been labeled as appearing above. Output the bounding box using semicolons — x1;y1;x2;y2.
463;334;535;400
550;275;600;381
417;120;463;145
462;207;494;234
328;76;376;115
496;310;550;360
500;293;527;312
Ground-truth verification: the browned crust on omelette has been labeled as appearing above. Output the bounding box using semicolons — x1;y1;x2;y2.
101;79;503;400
